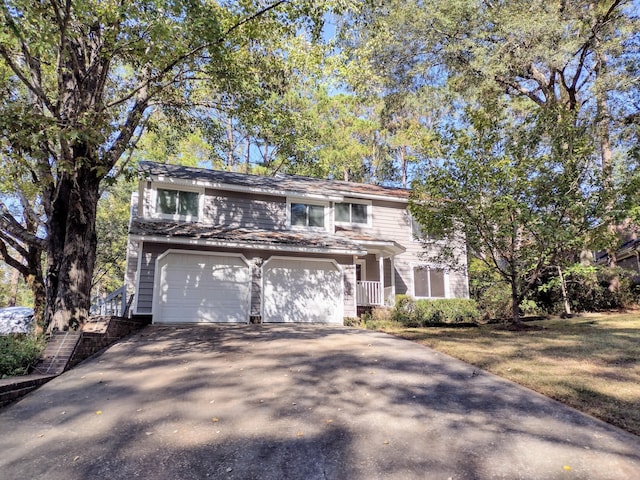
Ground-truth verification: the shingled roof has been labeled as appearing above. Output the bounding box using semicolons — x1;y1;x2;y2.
139;161;410;201
130;218;366;255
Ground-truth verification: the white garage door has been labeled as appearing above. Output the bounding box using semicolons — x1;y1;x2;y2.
153;251;250;324
263;257;343;323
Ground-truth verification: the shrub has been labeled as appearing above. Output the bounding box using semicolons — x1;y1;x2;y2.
392;295;480;326
360;307;397;330
343;317;362;327
536;264;640;314
0;334;45;378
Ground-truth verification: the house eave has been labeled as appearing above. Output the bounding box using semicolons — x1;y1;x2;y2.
130;234;367;256
353;239;406;256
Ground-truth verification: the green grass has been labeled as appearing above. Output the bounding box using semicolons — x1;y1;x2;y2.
371;312;640;436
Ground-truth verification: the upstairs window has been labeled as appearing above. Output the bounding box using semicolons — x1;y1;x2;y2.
410;214;442;241
156;188;199;219
290;202;325;228
413;266;446;298
335;202;369;225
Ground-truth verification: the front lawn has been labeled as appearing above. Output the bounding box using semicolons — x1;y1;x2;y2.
371;312;640;436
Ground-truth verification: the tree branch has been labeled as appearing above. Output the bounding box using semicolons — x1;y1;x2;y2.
495;75;546;107
0;240;29;278
0;201;47;250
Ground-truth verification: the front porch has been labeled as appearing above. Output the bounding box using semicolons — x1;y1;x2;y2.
356;281;395;307
355;253;396;308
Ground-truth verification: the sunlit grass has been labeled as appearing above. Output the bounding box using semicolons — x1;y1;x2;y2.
375;312;640;436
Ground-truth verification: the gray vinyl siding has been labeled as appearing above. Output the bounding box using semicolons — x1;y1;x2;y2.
135;243;167;313
140;182;287;229
203;189;287;229
134;242;356;318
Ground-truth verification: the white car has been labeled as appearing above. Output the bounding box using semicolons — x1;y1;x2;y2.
0;307;34;334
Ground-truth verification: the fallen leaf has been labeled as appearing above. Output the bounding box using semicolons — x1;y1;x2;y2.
95;410;102;415
212;417;219;422
296;431;304;437
563;466;572;471
326;419;333;424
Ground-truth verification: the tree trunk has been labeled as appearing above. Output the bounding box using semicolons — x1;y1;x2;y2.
245;137;251;173
27;271;46;336
510;278;521;325
557;266;572;317
226;117;235;168
46;160;101;332
400;145;408;188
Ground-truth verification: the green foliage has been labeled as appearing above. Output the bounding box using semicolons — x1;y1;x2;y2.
93;177;135;296
536;264;639;314
0;264;33;308
409;102;596;323
0;334;44;378
358;307;396;330
391;295;480;326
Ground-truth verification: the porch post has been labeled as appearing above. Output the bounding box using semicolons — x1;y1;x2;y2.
390;256;396;306
378;255;385;306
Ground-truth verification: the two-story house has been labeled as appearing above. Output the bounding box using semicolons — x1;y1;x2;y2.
124;161;469;324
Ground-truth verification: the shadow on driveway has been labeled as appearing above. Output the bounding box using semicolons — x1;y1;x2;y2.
1;324;639;479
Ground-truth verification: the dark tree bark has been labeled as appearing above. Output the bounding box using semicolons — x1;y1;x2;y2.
46;159;101;331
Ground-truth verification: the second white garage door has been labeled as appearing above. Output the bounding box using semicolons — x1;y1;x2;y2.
262;257;343;323
153;251;250;324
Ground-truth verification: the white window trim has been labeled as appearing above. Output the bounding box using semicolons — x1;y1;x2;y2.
411;264;449;299
286;197;330;231
334;198;372;227
150;182;205;222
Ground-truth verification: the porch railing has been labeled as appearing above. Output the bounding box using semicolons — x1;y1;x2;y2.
356;281;382;306
90;285;127;317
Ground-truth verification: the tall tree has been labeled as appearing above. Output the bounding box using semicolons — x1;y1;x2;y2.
410;102;597;323
343;0;640;223
0;0;331;331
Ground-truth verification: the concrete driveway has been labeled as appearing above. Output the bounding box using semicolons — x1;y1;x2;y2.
1;325;639;480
